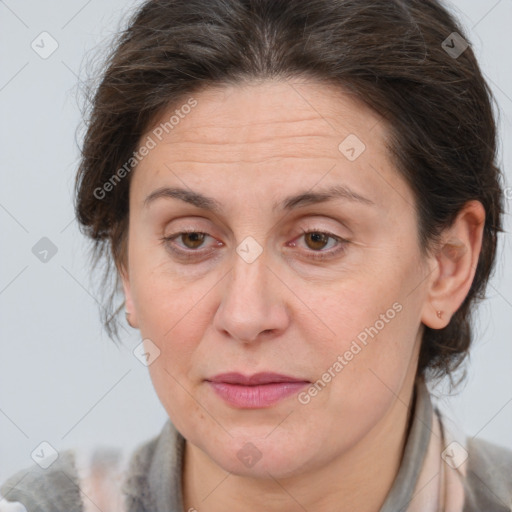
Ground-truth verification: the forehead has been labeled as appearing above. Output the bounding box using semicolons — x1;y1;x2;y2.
151;79;385;150
130;79;412;215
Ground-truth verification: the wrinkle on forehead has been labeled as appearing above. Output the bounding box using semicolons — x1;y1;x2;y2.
146;79;386;147
138;81;388;171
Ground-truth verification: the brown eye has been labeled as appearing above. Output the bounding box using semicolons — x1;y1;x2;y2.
304;232;330;251
291;229;349;262
179;232;207;249
160;230;221;261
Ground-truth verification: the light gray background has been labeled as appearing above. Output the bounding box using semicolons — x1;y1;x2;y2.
1;0;511;483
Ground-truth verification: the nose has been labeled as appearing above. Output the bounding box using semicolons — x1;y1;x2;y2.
212;245;290;344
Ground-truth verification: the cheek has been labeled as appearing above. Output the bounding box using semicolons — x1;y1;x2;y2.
292;284;421;452
128;257;217;401
301;255;423;398
135;282;208;429
129;247;204;336
132;272;205;372
302;272;410;355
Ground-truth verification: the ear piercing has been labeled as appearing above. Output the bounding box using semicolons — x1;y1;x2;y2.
436;310;443;319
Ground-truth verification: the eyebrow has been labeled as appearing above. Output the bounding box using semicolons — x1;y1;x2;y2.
143;184;375;213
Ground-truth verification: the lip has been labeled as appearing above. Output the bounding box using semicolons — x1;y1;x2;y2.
207;372;308;385
206;372;310;408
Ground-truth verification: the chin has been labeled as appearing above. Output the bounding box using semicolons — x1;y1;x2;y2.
216;446;313;480
195;427;326;480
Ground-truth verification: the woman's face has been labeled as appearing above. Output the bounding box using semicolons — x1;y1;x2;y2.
122;79;434;478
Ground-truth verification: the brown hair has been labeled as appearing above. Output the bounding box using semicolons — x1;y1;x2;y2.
74;0;504;382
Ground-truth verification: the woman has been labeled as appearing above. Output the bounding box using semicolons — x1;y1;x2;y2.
1;0;511;510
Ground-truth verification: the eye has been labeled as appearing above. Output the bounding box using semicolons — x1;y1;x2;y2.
289;228;349;261
160;230;219;260
169;231;209;250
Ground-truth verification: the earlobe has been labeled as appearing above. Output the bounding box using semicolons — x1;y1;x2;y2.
421;200;485;330
120;265;139;329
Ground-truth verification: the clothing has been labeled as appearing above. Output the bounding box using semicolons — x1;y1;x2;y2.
1;380;511;511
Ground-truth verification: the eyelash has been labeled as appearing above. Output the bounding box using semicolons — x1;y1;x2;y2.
160;228;349;262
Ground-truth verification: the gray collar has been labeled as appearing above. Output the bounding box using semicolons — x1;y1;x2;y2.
379;378;433;512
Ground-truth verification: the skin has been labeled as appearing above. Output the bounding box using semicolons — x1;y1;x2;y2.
120;79;485;512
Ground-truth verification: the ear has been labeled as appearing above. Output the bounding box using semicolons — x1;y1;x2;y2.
119;262;139;330
421;200;486;329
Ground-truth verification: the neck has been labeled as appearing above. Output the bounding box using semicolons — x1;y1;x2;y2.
182;381;417;512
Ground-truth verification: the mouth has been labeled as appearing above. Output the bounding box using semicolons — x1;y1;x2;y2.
205;372;310;408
